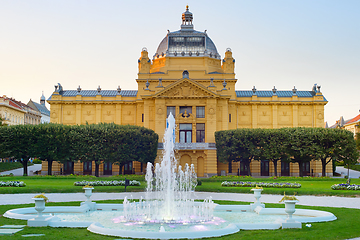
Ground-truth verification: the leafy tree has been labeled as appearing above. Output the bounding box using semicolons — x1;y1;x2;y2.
311;128;348;177
215;130;235;173
356;132;360;151
0;117;7;126
75;123;158;176
33;123;72;175
335;130;359;178
259;129;290;177
284;127;316;177
216;128;262;176
105;124;158;175
0;125;36;175
75;124;105;177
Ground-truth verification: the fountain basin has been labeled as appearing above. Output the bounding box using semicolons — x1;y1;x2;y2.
4;202;337;239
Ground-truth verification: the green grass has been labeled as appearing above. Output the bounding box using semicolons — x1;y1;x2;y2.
0;175;144;194
197;177;360;197
1;175;360;197
0;200;359;239
0;162;33;172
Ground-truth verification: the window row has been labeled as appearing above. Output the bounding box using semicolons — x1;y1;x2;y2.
179;123;205;143
167;106;205;118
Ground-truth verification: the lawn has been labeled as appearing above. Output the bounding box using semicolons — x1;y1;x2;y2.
1;175;359;197
0;162;33;173
0;200;359;240
197;177;360;197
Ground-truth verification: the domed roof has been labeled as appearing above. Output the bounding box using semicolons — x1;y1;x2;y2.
154;6;220;60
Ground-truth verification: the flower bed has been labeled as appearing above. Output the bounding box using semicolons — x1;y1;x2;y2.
221;181;301;188
331;183;360;190
0;181;26;187
74;180;141;187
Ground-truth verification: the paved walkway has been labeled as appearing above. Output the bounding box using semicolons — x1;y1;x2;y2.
0;164;42;176
336;166;360;178
1;191;360;209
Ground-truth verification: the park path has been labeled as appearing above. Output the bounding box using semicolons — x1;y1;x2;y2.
0;164;42;176
1;191;360;209
335;166;360;178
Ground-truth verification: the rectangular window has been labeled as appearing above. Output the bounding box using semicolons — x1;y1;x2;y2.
179;123;192;143
142;114;144;122
180;106;192;117
167;106;176;117
196;106;205;118
229;114;231;123
196;123;205;143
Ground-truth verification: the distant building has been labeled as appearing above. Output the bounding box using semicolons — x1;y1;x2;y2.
330;112;360;137
47;6;329;177
0;95;42;125
0;95;26;125
27;93;50;123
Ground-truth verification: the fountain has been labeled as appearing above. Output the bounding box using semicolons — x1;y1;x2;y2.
119;113;215;224
3;113;337;239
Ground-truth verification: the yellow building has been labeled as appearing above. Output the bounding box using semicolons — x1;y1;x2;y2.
47;7;330;177
0;95;26;125
330;113;360;136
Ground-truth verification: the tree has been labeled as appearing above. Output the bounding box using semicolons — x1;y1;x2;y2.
33;123;72;175
215;130;235;173
0;125;36;175
0;117;7;126
215;128;262;176
75;123;158;176
105;124;158;175
259;129;290;177
312;128;347;177
285;127;316;177
356;132;360;151
335;130;359;178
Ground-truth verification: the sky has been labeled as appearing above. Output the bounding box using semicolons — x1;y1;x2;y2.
1;0;359;126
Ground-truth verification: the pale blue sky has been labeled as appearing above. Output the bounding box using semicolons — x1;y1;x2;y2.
1;0;359;125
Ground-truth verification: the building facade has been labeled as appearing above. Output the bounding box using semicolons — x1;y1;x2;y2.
0;95;26;125
46;7;330;177
27;93;51;124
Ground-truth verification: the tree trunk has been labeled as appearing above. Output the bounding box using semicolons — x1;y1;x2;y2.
298;162;303;177
95;161;99;177
322;159;326;177
228;161;232;174
247;161;251;176
48;160;53;176
22;159;28;176
119;163;123;175
273;160;278;177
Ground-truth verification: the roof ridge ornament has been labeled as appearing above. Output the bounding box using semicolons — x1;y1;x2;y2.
272;86;277;95
292;86;297;95
181;5;194;30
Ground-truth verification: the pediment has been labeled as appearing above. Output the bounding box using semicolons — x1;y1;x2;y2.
154;78;218;98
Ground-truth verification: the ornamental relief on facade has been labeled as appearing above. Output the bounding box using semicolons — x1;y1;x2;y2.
158;81;214;98
157;108;163;115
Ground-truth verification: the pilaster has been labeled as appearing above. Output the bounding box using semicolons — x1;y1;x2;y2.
96;104;101;123
292;105;298;127
251;104;258;128
272;105;278;129
115;104;122;125
76;104;81;125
